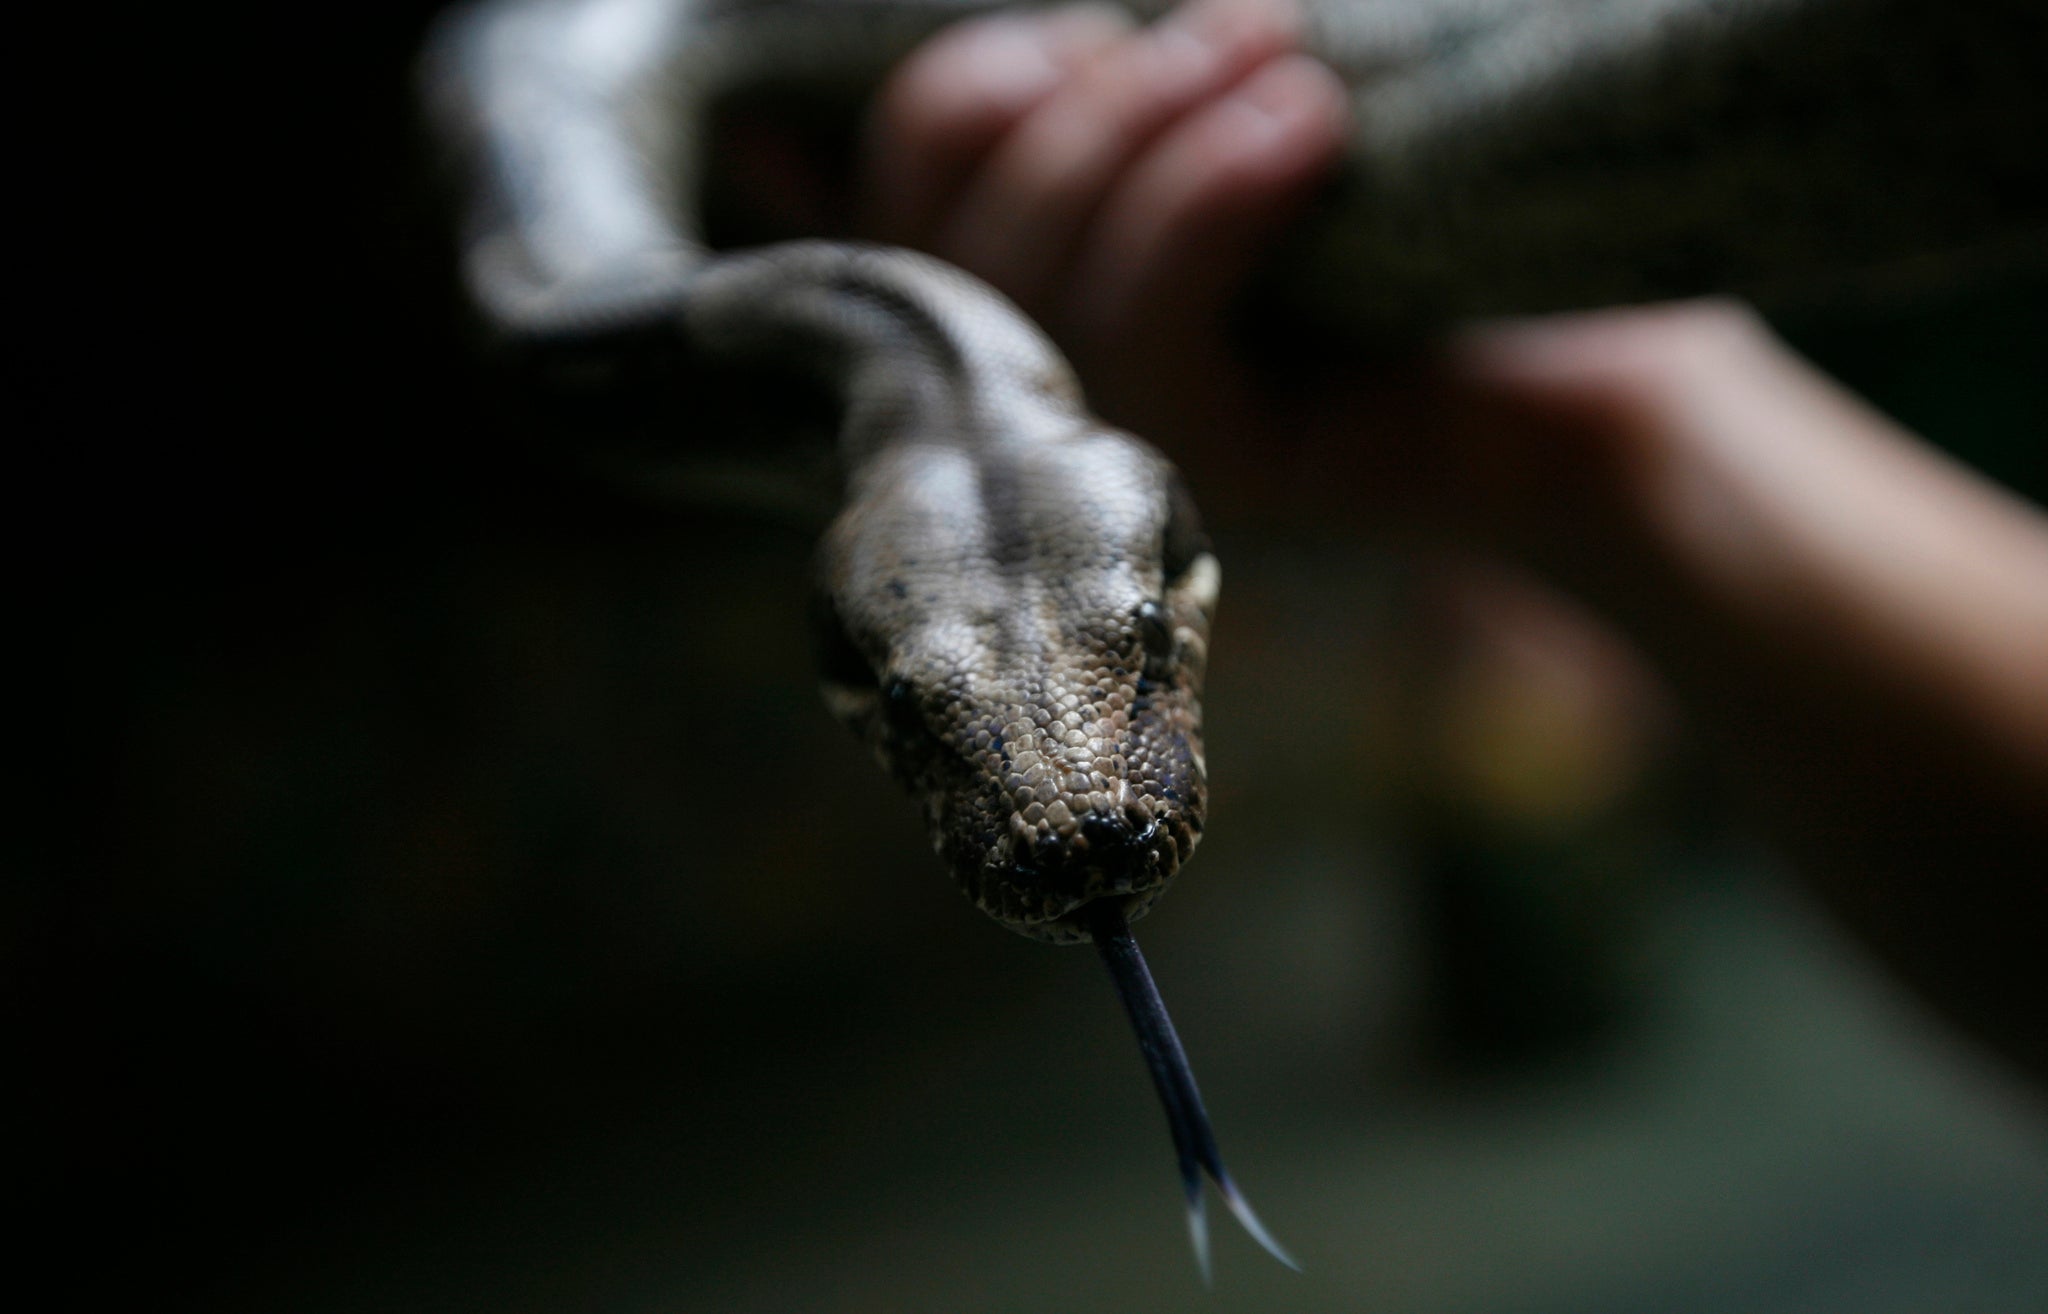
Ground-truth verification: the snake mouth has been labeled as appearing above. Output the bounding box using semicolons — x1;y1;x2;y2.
976;867;1172;944
970;809;1195;943
1050;890;1161;942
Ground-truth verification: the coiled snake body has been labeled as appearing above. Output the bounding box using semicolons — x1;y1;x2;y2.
424;0;2043;1277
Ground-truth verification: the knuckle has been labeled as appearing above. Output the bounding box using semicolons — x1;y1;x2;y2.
875;17;1064;163
874;76;994;168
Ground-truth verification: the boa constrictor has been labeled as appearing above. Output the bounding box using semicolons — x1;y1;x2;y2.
421;0;2043;1278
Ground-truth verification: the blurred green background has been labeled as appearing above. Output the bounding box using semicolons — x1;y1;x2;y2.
33;4;2046;1310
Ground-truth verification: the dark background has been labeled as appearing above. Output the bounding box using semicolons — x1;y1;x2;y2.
27;4;2046;1309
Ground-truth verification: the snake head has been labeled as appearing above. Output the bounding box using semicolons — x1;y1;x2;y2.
814;412;1218;944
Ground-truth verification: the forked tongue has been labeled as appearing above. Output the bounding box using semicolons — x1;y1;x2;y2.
1086;900;1300;1284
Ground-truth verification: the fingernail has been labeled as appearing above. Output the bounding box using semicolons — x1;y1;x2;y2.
1226;56;1346;146
1044;1;1140;42
962;16;1075;108
1151;20;1223;92
1174;0;1301;60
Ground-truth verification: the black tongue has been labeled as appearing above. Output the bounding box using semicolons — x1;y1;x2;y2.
1085;901;1299;1283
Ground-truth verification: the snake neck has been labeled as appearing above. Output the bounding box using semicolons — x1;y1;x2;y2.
679;242;1088;469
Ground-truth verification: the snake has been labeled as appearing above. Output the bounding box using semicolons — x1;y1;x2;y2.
421;0;2044;1279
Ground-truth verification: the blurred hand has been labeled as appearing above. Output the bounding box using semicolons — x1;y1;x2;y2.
861;0;1349;481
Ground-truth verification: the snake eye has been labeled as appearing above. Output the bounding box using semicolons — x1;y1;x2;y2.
883;676;928;734
1136;600;1174;682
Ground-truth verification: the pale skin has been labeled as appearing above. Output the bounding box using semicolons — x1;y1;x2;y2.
854;0;2048;1078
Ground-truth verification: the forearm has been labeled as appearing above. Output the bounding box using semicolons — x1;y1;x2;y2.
1456;303;2048;1075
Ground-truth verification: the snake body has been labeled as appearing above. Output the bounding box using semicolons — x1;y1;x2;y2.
429;0;1220;944
423;0;2042;1277
427;0;1259;1275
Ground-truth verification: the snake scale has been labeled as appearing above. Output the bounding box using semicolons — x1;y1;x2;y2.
423;0;2044;1278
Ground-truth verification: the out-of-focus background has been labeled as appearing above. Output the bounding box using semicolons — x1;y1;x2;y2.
34;3;2046;1310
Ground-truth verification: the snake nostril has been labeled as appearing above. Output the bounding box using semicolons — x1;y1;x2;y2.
1001;797;1176;907
1080;811;1128;852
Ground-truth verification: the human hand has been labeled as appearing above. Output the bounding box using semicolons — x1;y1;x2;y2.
854;5;1739;547
860;0;1350;494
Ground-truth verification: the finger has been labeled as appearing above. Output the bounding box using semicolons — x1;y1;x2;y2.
862;4;1134;248
932;0;1303;315
1061;50;1348;349
1437;300;1774;451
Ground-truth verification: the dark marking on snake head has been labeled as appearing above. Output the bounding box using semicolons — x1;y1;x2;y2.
1160;472;1210;584
1079;811;1125;852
